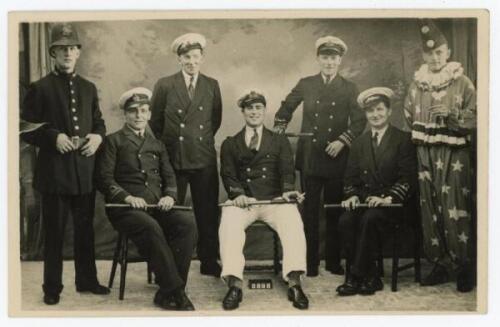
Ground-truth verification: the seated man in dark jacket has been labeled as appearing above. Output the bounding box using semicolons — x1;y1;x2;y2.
219;91;308;310
336;87;417;296
97;87;196;310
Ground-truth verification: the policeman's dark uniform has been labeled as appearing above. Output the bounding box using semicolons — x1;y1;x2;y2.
150;33;222;274
274;36;366;275
20;23;107;300
337;88;417;295
96;88;196;298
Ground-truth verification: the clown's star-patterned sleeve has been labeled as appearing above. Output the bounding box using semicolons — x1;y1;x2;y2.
220;137;246;199
338;83;366;147
96;135;131;203
159;141;178;201
387;133;418;203
448;76;477;135
274;78;305;132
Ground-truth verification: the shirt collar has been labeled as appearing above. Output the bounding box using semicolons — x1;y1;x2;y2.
126;124;146;137
321;72;337;84
245;125;263;136
182;70;199;87
371;124;389;140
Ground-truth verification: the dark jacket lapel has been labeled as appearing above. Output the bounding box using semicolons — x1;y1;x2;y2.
235;128;255;162
173;71;191;109
249;127;273;165
121;125;145;148
375;125;394;164
363;132;379;177
186;73;209;118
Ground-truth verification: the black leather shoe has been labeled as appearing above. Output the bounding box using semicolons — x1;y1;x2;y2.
358;277;384;295
287;285;309;310
306;266;319;277
456;264;475;293
421;264;449;286
336;275;360;296
173;289;195;311
76;283;110;295
326;264;345;275
200;262;222;277
43;293;60;305
222;286;242;310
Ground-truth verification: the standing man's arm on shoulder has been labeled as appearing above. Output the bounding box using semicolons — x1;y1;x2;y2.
20;83;61;150
212;80;223;135
220;139;246;200
338;84;366;147
150;80;166;139
96;136;131;203
159;142;178;202
273;79;305;133
278;136;296;193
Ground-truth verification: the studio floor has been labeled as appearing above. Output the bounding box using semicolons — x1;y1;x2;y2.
19;260;476;314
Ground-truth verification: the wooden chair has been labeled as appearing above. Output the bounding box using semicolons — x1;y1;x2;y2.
344;202;422;292
243;221;282;275
108;232;153;300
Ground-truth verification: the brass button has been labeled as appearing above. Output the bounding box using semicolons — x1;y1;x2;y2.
178;109;183;114
74;125;80;130
262;175;266;179
141;170;145;173
71;108;76;112
152;154;156;159
329;115;333;119
246;168;251;172
246;179;251;182
312;138;317;143
328;128;332;132
71;90;75;94
314;113;319;117
199;137;203;141
199;125;204;129
262;167;267;171
138;154;142;158
198;106;203;111
71;99;76;103
145;182;148;186
332;101;336;106
69;81;73;86
180;123;185;128
179;136;184;141
316;100;320;104
313;126;318;130
73;116;78;121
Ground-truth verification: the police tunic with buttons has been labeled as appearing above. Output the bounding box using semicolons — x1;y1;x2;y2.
275;74;366;178
21;70;106;195
150;71;222;170
97;126;177;204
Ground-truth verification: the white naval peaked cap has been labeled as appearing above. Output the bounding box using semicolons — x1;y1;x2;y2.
119;87;153;110
315;35;348;56
357;87;395;109
171;33;207;55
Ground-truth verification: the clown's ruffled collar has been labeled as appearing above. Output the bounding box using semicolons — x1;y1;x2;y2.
414;61;463;91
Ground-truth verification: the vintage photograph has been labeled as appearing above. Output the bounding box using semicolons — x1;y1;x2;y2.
8;10;488;316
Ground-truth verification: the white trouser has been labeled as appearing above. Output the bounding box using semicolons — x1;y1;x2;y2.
219;203;307;281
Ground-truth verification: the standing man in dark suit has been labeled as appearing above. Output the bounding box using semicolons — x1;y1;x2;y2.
20;23;109;305
97;87;196;310
274;36;366;276
219;91;308;310
150;33;222;277
336;87;417;296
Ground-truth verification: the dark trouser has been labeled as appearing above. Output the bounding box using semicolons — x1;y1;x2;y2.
338;208;396;278
302;175;343;271
42;192;99;296
176;165;220;266
108;208;196;294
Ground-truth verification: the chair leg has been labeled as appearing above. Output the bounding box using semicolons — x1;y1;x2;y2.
414;223;422;283
391;225;400;292
272;230;280;275
119;236;129;300
377;254;384;277
147;261;153;284
108;233;122;289
345;258;351;283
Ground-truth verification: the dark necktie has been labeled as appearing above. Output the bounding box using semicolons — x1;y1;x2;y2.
372;132;379;153
249;128;259;152
188;75;195;100
324;75;331;85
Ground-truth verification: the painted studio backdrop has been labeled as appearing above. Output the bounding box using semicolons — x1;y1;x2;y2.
19;18;477;260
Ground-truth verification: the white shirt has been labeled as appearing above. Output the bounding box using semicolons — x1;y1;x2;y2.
245;125;263;151
321;72;337;84
371;125;389;146
182;70;199;89
127;125;145;138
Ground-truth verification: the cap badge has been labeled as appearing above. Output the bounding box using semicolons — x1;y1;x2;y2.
61;25;72;37
132;94;140;102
